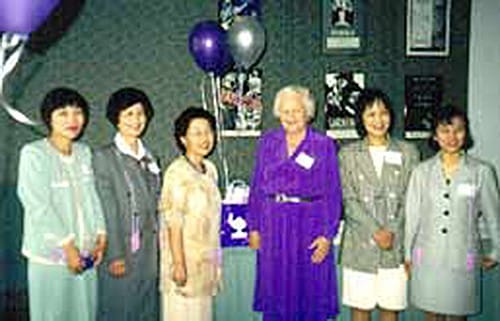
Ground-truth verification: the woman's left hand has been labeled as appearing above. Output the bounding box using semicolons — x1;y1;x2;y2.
92;235;107;266
482;256;498;270
372;228;394;250
215;266;223;291
309;236;331;264
404;260;412;279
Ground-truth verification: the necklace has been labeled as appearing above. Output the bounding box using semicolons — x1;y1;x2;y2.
184;155;206;174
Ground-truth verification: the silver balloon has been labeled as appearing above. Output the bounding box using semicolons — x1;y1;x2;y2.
227;16;266;70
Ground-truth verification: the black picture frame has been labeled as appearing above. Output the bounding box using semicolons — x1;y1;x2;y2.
404;75;443;139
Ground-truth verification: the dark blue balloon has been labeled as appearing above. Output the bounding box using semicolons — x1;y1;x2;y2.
0;0;60;34
188;21;233;75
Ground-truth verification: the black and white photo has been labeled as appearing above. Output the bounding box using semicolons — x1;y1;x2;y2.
324;71;364;138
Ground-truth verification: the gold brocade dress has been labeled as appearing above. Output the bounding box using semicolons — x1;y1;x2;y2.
159;156;221;321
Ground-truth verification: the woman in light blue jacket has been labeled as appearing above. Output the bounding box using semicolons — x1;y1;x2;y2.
405;105;500;321
18;88;106;321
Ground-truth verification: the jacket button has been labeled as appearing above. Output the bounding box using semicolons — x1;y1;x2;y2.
441;228;448;234
443;193;450;199
445;179;451;185
443;210;450;216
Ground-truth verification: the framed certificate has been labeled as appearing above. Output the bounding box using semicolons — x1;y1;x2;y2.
406;0;451;56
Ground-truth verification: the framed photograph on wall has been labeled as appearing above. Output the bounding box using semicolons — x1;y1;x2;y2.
322;0;364;54
406;0;451;56
219;68;263;137
324;71;365;139
404;75;443;139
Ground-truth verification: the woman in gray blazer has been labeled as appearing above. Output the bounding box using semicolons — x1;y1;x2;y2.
339;89;419;321
93;88;161;321
405;105;500;321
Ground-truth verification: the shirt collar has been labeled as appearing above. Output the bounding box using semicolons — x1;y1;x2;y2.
361;135;398;151
114;133;147;161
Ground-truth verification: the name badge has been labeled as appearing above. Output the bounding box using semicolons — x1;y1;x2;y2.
458;183;476;197
51;180;70;188
81;164;93;175
131;214;141;253
147;162;161;174
384;151;402;165
295;152;315;170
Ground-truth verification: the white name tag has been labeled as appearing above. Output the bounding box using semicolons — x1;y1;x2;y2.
148;162;161;174
458;183;476;197
333;220;344;246
81;164;93;174
51;180;70;188
295;152;315;170
384;151;402;165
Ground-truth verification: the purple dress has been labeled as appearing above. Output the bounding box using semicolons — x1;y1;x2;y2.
248;126;342;318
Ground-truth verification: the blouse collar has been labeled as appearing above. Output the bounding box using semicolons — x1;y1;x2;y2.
361;135;397;151
114;133;146;161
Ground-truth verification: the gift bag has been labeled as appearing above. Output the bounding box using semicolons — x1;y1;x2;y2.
221;180;250;247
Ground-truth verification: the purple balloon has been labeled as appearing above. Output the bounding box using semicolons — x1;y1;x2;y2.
188;21;233;75
0;0;60;34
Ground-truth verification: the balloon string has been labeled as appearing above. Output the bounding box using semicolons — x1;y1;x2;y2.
210;72;229;192
0;34;6;95
236;68;245;129
1;33;39;127
216;75;230;192
200;76;208;110
210;73;223;184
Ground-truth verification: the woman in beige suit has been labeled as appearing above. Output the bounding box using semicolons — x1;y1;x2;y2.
159;107;221;321
338;89;419;321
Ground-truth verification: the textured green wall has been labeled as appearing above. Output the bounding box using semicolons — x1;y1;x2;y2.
1;0;471;184
1;0;477;319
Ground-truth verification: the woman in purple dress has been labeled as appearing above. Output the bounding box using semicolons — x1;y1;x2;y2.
248;85;342;321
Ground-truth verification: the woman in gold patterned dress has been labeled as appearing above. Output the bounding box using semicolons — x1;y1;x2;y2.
159;107;221;321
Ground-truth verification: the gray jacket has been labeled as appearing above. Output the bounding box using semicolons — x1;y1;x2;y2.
338;138;420;272
93;144;160;278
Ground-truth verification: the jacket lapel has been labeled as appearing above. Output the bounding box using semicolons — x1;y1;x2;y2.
356;139;381;188
379;139;403;186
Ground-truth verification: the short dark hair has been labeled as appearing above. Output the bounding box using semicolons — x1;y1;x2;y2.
106;87;154;128
354;88;395;137
40;87;89;138
428;104;474;151
174;107;217;155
